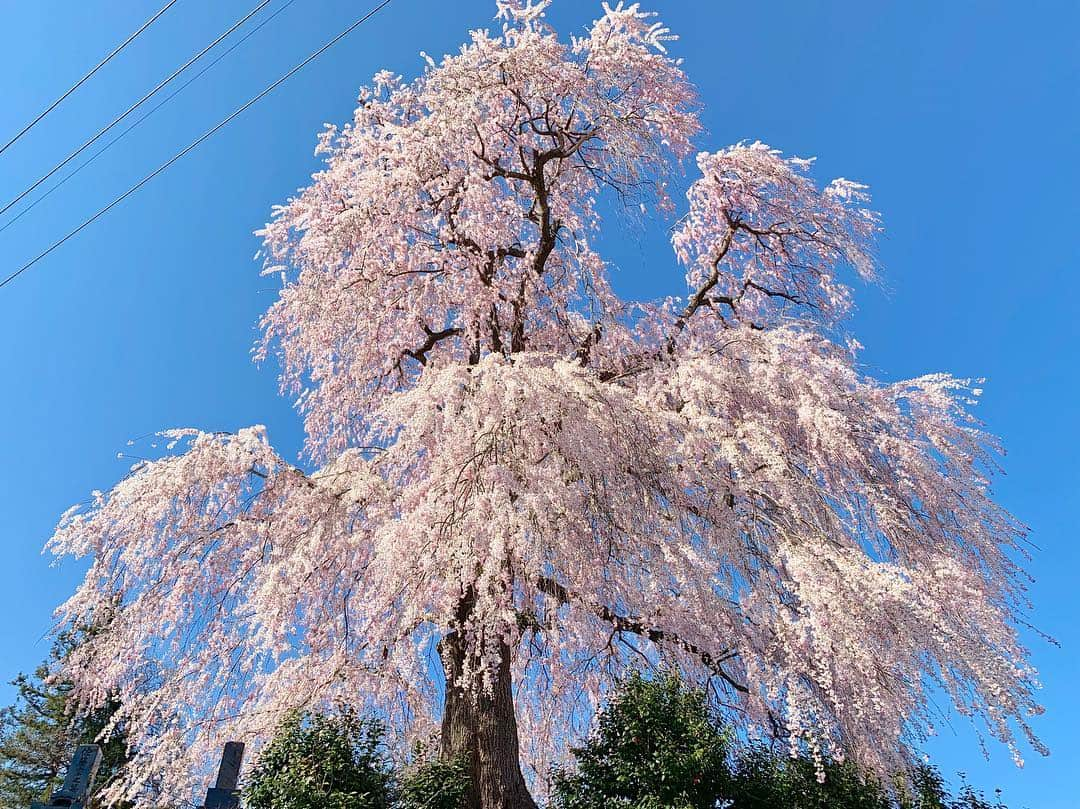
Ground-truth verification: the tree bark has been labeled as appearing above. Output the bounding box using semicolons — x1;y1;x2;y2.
439;627;538;809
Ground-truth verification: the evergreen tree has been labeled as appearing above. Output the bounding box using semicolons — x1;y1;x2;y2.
0;632;128;808
0;661;74;806
728;744;893;809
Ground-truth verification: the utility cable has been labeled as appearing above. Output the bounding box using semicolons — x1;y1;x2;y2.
0;0;179;157
0;0;299;236
1;0;394;291
0;0;277;220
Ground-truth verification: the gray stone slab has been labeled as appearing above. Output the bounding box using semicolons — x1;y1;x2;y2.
203;786;240;809
213;741;245;791
31;744;102;809
201;741;246;809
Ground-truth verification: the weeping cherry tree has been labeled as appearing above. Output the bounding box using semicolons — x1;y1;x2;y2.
49;2;1044;808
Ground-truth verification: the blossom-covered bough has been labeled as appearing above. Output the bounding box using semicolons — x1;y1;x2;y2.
49;2;1045;807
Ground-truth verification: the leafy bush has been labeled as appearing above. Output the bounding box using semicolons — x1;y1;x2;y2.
551;671;730;809
242;713;468;809
728;744;891;809
239;679;1009;809
243;707;393;809
552;672;1011;809
396;745;468;809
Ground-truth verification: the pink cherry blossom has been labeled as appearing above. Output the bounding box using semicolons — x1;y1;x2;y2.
49;3;1043;806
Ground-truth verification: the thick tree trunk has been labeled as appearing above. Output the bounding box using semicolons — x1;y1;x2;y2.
439;628;538;809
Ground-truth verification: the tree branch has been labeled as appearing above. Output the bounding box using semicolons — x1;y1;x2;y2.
534;576;748;694
403;325;463;366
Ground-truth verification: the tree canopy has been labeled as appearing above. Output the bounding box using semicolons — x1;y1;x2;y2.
46;1;1042;806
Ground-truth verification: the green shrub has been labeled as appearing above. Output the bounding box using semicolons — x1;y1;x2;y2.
243;707;393;809
728;744;890;809
551;672;1011;809
551;671;730;809
397;745;468;809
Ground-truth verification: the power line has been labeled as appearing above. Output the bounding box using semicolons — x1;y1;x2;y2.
0;0;277;221
0;0;300;237
1;0;394;291
0;0;179;158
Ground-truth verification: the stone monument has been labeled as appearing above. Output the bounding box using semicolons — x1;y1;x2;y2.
202;741;245;809
30;744;102;809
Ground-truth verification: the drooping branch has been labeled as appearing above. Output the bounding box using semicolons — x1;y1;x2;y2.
534;576;747;694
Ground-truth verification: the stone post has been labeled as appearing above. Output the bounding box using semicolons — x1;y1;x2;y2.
30;744;102;809
202;741;245;809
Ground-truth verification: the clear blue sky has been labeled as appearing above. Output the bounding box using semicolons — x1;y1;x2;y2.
0;1;1075;806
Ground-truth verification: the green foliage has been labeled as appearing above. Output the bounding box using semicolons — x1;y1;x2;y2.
552;673;1012;809
0;631;128;809
2;655;1008;809
728;748;1010;809
728;744;891;809
243;713;470;809
396;745;469;809
898;765;1009;809
243;707;394;809
0;662;74;807
551;671;730;809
